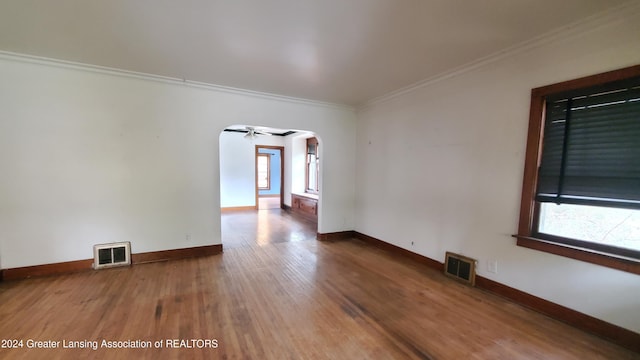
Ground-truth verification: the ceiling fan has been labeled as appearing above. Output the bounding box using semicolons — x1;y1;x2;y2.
244;126;272;140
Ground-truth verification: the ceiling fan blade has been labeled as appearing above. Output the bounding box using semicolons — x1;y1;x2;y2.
245;126;272;136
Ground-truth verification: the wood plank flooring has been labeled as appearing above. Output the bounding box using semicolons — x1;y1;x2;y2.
221;209;317;249
0;210;638;359
258;196;281;210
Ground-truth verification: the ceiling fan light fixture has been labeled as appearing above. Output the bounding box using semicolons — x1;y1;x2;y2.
243;126;272;140
244;130;257;140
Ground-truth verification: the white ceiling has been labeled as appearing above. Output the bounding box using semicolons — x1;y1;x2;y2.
0;0;630;106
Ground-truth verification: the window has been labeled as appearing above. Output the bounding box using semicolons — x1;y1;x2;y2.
306;137;319;193
257;154;270;190
515;65;640;275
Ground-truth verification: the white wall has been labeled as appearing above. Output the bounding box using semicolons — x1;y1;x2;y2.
219;131;285;207
0;55;357;268
355;11;640;332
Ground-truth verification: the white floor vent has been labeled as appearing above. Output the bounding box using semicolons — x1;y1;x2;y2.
93;242;131;269
444;252;477;286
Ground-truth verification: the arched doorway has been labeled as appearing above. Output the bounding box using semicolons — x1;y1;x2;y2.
219;125;321;248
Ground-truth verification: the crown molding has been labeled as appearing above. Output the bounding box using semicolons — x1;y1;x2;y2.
360;0;640;111
0;50;353;111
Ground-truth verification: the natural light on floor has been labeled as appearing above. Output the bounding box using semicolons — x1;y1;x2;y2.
538;203;640;252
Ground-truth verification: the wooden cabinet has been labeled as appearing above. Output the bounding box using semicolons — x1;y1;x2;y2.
291;194;318;222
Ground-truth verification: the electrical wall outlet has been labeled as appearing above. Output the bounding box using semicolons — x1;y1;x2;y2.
487;259;498;274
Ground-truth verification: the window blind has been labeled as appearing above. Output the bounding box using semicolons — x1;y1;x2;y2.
536;77;640;209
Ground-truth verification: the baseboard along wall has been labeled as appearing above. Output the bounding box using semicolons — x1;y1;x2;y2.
1;244;223;281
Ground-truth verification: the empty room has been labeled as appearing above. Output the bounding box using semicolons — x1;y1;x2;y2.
1;1;639;359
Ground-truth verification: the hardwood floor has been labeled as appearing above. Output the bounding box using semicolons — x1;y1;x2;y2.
258;196;281;210
0;211;638;359
221;209;317;249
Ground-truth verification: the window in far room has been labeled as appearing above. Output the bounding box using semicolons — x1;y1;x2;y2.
306;137;319;194
515;65;640;275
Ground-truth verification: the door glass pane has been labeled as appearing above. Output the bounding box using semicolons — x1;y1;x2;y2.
258;155;269;189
